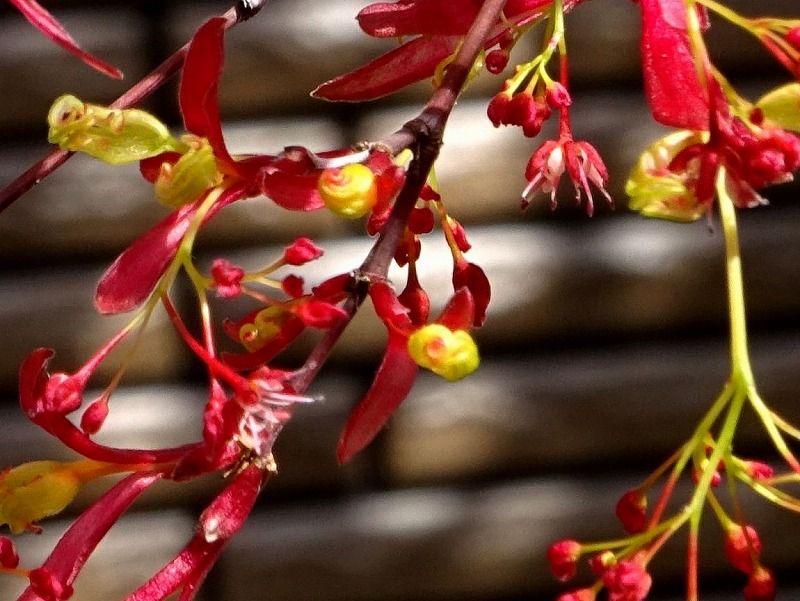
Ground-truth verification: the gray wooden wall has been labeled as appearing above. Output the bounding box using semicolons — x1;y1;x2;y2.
1;1;799;599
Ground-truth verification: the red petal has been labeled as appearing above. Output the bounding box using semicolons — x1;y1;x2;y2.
258;172;325;211
179;17;235;167
337;332;418;464
312;35;459;102
17;472;161;601
95;185;246;314
10;0;123;79
639;0;709;129
358;0;482;37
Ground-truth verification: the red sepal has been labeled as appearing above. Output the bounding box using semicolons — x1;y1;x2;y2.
452;261;490;326
258;171;325;211
17;472;161;601
369;282;413;331
357;0;483;37
124;466;266;601
179;17;236;169
639;0;709;129
437;287;475;331
10;0;123;79
337;331;418;464
95;184;247;314
312;35;459;102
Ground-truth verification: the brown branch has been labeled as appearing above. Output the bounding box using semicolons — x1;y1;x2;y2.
0;1;267;215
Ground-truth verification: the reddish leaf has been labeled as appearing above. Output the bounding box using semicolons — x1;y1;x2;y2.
95;185;246;314
10;0;123;79
337;332;418;464
179;17;235;167
639;0;709;129
17;472;161;601
312;35;459;102
357;0;482;37
258;172;325;211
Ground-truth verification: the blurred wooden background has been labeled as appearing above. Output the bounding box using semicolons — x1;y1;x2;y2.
1;1;800;599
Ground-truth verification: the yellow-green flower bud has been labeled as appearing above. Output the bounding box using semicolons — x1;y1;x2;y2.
155;136;223;208
626;131;705;222
0;461;82;533
407;324;480;382
47;94;181;165
756;83;800;132
318;163;378;219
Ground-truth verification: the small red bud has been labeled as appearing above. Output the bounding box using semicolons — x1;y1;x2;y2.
447;217;471;252
408;207;435;234
487;92;512;127
210;259;245;299
485;49;509;74
602;559;652;601
787;26;800;52
80;397;109;435
281;274;305;298
546;82;573;110
743;460;774;481
744;566;776;601
589;550;615;576
283;237;323;266
725;523;762;574
556;589;596;601
547;539;582;582
0;537;19;569
615;489;647;534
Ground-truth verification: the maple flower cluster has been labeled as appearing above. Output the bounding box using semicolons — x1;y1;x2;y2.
1;0;799;600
